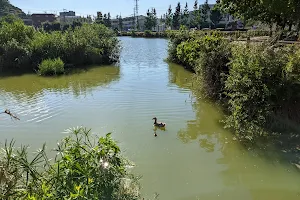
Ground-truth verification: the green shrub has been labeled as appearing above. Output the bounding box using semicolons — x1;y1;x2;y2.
285;48;300;81
167;29;192;63
144;30;151;37
38;58;65;76
168;29;300;139
174;32;231;99
0;17;120;73
0;17;34;70
224;44;290;137
0;127;140;200
31;31;67;66
131;30;136;37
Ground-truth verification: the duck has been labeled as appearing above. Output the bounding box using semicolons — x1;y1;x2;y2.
152;117;166;128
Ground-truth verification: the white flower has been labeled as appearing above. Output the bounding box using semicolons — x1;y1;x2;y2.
103;162;109;169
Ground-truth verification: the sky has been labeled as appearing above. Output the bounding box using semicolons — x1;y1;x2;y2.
10;0;216;18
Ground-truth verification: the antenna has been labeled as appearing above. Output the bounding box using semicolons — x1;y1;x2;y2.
134;0;139;30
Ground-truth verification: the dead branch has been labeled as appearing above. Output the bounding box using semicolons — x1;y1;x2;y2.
1;109;20;120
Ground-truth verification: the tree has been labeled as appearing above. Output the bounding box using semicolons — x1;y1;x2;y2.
102;13;112;28
181;2;190;27
103;13;108;25
201;0;210;23
118;15;123;31
95;12;103;24
191;0;201;28
166;5;173;29
153;8;157;30
218;0;300;31
144;8;157;30
172;2;181;30
107;12;111;27
210;5;222;28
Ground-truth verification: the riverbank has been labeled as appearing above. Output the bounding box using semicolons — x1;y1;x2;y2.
117;31;168;38
0;16;120;76
118;29;300;46
167;30;300;140
117;29;271;39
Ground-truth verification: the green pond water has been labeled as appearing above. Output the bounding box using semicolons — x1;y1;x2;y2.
0;37;300;200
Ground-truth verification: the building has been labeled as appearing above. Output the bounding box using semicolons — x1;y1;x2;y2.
111;18;119;29
59;11;75;24
31;14;56;27
63;16;93;24
153;18;167;32
21;15;33;26
111;15;146;31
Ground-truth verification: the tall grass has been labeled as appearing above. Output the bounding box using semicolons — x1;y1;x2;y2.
0;127;140;200
0;16;120;74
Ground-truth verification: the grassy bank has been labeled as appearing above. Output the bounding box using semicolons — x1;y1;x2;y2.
0;127;140;200
0;16;120;76
116;29;272;39
117;31;168;38
168;29;300;141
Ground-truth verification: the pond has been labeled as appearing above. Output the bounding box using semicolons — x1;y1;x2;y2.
0;37;300;200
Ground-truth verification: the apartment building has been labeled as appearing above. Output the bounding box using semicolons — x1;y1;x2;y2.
111;15;146;31
31;14;56;27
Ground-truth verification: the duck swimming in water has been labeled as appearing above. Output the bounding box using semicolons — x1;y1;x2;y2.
152;117;166;128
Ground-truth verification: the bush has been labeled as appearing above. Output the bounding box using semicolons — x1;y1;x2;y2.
131;30;136;37
174;32;231;99
0;17;120;74
0;17;34;71
38;58;65;76
0;127;140;200
167;29;300;139
167;29;192;63
224;43;296;138
144;30;151;37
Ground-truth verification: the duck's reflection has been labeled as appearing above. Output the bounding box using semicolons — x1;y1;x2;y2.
153;126;166;137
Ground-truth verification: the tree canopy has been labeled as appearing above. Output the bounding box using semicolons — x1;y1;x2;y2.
218;0;300;29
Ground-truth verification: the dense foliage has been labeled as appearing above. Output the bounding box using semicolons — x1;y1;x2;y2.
0;16;120;73
168;31;300;139
144;8;157;31
0;127;140;200
218;0;300;31
163;0;224;30
38;58;65;76
176;32;230;99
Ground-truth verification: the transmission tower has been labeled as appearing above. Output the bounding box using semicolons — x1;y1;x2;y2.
133;0;139;30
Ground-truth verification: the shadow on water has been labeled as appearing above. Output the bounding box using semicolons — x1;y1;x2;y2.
168;61;300;169
168;62;300;199
0;65;121;100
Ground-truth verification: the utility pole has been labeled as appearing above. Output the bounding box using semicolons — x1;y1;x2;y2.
134;0;139;31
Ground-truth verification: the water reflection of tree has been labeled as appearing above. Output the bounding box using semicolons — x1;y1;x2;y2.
168;63;300;198
0;66;121;100
168;62;226;151
168;62;193;90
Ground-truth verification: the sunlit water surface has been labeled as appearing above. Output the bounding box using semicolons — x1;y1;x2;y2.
1;37;300;200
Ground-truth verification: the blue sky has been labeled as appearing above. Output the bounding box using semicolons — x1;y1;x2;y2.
10;0;216;18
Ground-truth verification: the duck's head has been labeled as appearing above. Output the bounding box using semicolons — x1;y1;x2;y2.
152;117;157;120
